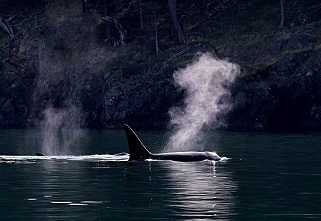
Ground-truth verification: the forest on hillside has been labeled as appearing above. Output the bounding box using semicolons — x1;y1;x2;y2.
1;0;320;50
0;0;321;131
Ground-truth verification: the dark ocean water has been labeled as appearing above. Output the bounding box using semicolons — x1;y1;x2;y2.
0;129;320;220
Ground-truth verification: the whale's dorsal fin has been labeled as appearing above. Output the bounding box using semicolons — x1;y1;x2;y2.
123;124;151;161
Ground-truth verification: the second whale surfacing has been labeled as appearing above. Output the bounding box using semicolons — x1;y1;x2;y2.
123;124;221;162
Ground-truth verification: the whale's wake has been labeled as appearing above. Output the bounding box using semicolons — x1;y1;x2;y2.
0;153;129;164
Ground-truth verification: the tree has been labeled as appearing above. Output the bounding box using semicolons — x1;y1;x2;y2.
168;0;186;44
199;0;207;16
103;0;111;39
279;0;285;29
139;0;144;30
101;16;125;47
153;11;159;53
0;16;15;39
82;0;89;13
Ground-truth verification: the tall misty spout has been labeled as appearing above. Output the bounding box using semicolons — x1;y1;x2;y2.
40;106;85;155
32;40;88;156
166;53;240;151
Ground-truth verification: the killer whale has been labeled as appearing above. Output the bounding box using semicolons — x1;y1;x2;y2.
123;124;221;162
35;152;46;156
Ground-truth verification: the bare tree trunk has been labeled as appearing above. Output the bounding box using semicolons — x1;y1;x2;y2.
102;16;125;47
199;0;208;17
82;0;89;13
279;0;285;29
139;0;144;30
0;17;15;39
168;0;185;44
153;11;159;54
103;0;110;39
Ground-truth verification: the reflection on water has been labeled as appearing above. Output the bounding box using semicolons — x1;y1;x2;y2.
161;161;236;219
121;160;235;221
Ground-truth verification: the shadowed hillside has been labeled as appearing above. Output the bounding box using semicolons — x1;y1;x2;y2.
0;0;321;131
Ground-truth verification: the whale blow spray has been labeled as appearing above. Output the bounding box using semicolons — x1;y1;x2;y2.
166;53;240;151
32;41;88;156
40;106;86;155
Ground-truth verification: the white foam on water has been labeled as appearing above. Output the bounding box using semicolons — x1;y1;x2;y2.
81;201;103;204
0;153;228;164
51;201;72;204
0;153;129;164
68;203;88;206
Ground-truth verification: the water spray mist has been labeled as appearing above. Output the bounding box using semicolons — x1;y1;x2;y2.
166;53;240;151
40;106;86;155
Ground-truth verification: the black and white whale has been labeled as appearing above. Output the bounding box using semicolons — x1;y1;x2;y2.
123;124;221;162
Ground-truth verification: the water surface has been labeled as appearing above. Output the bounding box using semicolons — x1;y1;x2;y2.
0;129;320;220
